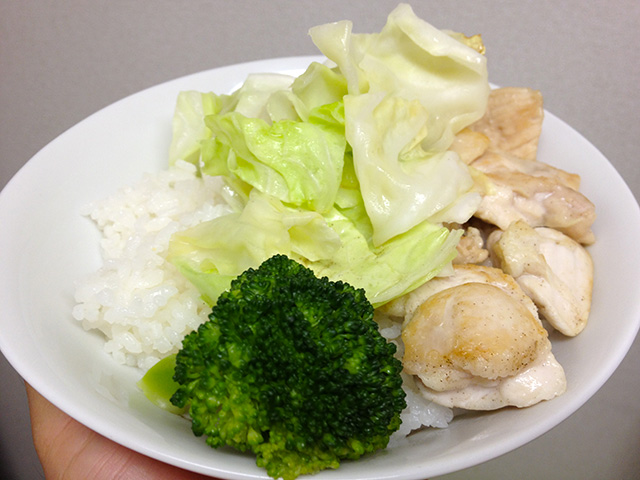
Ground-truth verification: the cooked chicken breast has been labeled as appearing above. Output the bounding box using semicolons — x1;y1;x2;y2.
392;264;566;410
413;341;566;410
472;150;581;191
453;226;489;265
469;87;544;161
385;264;537;320
448;128;490;165
470;150;596;245
489;220;594;336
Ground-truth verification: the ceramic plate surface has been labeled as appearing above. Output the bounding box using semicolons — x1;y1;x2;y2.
1;56;639;479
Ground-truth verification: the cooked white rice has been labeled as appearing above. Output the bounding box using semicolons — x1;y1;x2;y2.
376;311;454;443
72;160;231;371
72;159;453;434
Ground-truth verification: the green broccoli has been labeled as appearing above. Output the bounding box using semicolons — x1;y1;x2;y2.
170;254;406;480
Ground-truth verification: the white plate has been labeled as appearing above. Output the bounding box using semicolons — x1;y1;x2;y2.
1;56;639;480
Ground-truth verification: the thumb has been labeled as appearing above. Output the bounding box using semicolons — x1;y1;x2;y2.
25;383;215;480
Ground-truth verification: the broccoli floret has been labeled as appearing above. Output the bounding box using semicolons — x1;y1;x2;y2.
170;254;406;480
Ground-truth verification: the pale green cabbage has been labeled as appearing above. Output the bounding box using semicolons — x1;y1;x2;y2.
310;3;489;245
165;3;490;306
199;102;346;214
168;91;221;166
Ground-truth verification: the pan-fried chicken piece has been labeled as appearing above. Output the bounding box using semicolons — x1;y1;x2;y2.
488;221;594;336
472;150;581;191
386;265;566;410
382;264;537;319
471;150;596;245
470;87;544;161
411;334;566;411
452;225;489;265
448;128;490;165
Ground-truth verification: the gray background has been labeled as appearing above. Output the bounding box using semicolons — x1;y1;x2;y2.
1;1;639;479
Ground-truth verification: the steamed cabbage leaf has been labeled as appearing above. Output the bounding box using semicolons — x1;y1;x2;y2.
167;189;460;307
168;91;222;166
167;190;342;304
310;3;489;245
199;102;346;214
168;73;299;166
166;4;490;307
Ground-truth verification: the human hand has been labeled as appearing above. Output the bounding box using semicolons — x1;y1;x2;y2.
25;383;215;480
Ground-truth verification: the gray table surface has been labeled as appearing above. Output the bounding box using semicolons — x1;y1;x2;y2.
2;1;639;479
